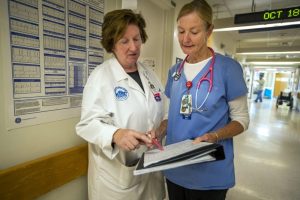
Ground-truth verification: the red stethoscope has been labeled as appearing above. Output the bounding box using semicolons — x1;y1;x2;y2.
172;47;215;112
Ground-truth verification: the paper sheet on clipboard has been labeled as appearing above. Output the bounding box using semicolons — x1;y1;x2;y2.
134;139;225;175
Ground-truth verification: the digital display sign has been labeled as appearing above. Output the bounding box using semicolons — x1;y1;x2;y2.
234;6;300;24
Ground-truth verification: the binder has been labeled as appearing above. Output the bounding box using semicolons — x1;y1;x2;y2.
134;139;225;175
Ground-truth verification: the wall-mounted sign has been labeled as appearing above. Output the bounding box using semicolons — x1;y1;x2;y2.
234;6;300;24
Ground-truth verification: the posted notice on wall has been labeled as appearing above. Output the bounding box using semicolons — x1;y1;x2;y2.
7;0;104;129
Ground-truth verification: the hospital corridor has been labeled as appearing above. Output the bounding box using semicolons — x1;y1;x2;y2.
226;99;300;200
1;0;300;199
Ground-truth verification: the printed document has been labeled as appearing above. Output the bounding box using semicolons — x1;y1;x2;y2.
134;139;225;175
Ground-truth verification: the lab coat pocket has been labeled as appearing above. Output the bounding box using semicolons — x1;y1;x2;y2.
97;155;143;190
116;160;143;189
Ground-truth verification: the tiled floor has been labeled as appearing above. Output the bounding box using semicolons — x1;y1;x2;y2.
227;99;300;200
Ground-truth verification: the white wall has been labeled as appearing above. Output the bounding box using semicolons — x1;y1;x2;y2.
0;0;85;171
139;0;165;80
0;0;173;199
0;0;88;199
211;32;237;57
171;0;189;64
0;0;237;199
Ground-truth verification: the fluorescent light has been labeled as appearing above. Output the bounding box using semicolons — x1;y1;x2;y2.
213;21;300;32
237;51;300;55
248;61;300;65
253;66;295;71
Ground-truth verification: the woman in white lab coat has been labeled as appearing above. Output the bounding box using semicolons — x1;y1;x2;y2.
76;9;165;200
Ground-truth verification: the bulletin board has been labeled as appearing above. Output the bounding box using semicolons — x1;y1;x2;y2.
7;0;104;129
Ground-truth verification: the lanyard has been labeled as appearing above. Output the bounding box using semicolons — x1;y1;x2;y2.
143;70;161;102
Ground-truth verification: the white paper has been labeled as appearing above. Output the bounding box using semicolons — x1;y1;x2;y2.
7;0;105;129
134;154;215;176
144;140;213;167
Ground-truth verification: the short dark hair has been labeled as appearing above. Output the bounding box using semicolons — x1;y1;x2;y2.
259;73;264;77
101;9;148;53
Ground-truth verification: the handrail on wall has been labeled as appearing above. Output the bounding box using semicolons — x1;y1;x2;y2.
0;144;88;200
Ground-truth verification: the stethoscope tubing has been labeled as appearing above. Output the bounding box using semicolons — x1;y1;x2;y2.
175;47;216;112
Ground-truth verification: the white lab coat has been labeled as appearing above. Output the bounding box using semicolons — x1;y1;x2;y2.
76;57;165;200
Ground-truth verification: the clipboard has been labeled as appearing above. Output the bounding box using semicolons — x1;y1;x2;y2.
134;139;225;175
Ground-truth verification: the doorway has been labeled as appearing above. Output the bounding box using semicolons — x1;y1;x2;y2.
273;72;292;97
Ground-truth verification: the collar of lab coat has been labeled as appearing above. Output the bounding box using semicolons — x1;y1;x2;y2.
109;57;149;97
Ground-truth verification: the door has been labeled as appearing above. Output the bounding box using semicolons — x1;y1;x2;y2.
273;72;290;97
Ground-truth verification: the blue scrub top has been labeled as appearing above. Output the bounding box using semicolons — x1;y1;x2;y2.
164;53;248;190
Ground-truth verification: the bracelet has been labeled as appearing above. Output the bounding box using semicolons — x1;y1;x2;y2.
214;132;219;143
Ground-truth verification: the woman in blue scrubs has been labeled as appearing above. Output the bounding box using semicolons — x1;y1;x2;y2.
155;0;250;199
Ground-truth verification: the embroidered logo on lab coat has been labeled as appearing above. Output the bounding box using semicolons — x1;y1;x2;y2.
114;86;129;101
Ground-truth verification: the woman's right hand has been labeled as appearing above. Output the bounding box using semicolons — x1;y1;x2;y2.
112;129;152;151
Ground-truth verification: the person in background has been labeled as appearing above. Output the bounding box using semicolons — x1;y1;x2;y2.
76;9;165;200
153;0;250;199
254;73;265;103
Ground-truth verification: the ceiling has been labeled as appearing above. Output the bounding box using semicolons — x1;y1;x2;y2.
208;0;300;68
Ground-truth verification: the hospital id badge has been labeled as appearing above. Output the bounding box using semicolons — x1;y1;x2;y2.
180;94;192;119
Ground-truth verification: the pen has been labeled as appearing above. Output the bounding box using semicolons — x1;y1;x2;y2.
152;138;164;151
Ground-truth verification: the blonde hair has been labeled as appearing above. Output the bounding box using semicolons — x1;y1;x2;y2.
177;0;213;29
